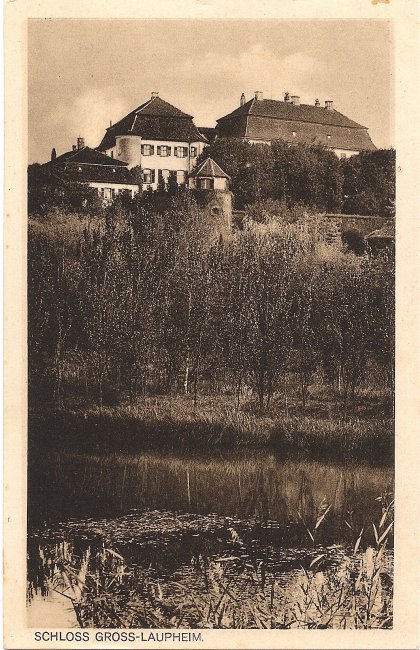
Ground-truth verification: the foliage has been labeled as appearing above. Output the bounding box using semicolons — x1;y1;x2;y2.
28;164;102;215
28;200;394;426
341;149;396;217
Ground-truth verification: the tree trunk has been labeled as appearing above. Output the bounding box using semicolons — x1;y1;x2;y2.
184;358;190;395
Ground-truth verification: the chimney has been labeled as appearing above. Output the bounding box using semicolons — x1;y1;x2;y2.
77;137;85;150
51;148;56;161
284;92;290;103
109;120;112;128
315;98;320;107
240;93;246;106
151;91;159;98
254;91;263;100
72;145;77;151
291;95;300;106
325;100;333;110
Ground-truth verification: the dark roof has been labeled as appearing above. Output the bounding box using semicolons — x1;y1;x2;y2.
45;146;127;167
43;147;139;185
98;95;207;150
197;127;217;143
191;158;230;179
216;98;376;152
63;164;139;185
218;98;366;129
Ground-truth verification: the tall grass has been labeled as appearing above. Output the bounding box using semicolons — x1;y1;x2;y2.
28;499;393;629
30;394;393;461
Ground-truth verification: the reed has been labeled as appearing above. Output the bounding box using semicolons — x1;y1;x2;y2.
28;499;393;629
29;394;393;461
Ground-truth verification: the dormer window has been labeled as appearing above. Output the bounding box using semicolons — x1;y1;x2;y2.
327;134;331;140
292;131;296;137
112;168;116;173
78;166;82;171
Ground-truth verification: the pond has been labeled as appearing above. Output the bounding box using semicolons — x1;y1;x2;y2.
27;450;394;628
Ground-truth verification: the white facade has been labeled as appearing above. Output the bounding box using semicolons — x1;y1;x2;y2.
247;138;360;159
88;181;140;201
189;176;228;191
103;137;206;191
332;148;359;159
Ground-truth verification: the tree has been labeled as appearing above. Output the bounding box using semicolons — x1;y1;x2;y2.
341;149;395;217
195;139;275;208
28;164;102;215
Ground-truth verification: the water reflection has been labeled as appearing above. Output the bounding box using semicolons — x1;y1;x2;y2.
29;450;393;549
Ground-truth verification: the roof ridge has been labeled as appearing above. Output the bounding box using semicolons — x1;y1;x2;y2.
135;97;154;115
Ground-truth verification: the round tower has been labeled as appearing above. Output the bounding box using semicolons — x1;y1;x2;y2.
188;158;233;234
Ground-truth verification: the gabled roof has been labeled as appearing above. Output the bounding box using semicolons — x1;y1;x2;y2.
190;157;230;179
98;95;207;150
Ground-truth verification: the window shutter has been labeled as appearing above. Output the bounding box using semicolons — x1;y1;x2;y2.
158;170;163;184
151;169;155;183
141;145;145;154
150;145;155;155
210;179;214;189
167;146;171;156
157;146;161;155
183;147;188;157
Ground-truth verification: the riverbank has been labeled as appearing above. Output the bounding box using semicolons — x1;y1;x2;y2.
29;394;393;462
28;506;394;629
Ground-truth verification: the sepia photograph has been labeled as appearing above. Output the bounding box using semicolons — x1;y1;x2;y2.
4;2;419;647
24;16;397;633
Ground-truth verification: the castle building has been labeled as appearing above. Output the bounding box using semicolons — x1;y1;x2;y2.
43;142;140;200
189;157;233;232
216;92;376;158
96;92;208;191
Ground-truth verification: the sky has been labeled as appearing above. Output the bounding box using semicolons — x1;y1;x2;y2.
28;19;393;163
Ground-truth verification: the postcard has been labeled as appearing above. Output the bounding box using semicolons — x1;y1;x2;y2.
4;0;419;648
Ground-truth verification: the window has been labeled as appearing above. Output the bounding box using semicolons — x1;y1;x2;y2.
158;169;171;186
340;152;347;159
174;146;188;158
141;144;155;156
157;145;171;156
211;207;221;215
190;146;197;157
142;168;155;184
327;134;331;140
199;178;214;190
177;170;186;184
102;187;115;200
292;131;296;138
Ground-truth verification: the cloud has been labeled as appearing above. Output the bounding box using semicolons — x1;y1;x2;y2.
53;89;128;150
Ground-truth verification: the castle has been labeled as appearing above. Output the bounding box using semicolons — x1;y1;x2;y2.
44;90;376;207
